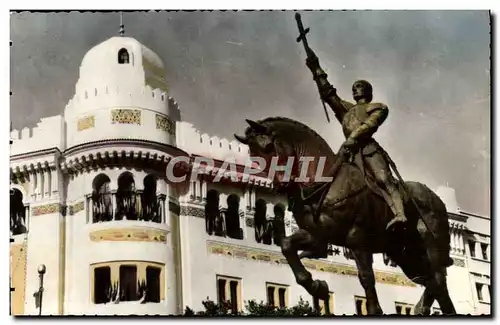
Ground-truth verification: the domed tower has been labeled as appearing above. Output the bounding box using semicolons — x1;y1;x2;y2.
61;35;186;315
64;36;180;147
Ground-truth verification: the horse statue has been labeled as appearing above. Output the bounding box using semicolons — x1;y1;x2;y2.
234;117;456;315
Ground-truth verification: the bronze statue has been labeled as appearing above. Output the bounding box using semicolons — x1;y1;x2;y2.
297;13;406;234
234;117;455;315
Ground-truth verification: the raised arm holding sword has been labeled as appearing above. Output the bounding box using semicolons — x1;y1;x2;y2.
294;12;409;233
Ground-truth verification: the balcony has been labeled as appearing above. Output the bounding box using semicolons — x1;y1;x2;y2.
87;190;167;224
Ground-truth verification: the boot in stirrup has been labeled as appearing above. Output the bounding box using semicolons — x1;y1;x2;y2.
386;187;408;232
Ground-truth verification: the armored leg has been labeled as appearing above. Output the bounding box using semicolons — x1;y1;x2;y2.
364;153;407;231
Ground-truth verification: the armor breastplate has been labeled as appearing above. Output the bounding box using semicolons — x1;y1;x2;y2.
342;104;369;138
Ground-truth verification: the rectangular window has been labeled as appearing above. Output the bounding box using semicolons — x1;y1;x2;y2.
216;275;241;313
481;243;488;260
146;266;161;303
355;296;367;315
395;302;413;315
267;286;275;306
93;266;111;304
468;240;476;258
217;278;227;305
278;288;286;308
266;283;288;308
119;265;137;302
476;283;483;301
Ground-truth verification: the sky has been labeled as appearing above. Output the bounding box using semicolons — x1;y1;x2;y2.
10;11;490;216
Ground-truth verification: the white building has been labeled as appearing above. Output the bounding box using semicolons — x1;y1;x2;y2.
9;34;491;316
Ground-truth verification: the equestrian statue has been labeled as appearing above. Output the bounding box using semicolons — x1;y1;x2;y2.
233;13;456;315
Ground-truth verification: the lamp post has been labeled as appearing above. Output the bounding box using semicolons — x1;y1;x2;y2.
36;264;46;315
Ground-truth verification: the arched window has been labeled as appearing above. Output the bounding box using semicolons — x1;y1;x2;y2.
117;172;136;220
225;194;242;239
10;188;27;235
142;175;159;222
92;174;112;223
254;199;267;243
205;190;223;236
118;48;130;64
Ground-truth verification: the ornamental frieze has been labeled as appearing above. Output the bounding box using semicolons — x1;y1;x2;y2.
77;115;95;131
180;205;205;218
69;201;84;215
89;228;167;243
155;114;175;135
32;203;61;216
207;241;416;288
111;109;141;125
452;257;466;268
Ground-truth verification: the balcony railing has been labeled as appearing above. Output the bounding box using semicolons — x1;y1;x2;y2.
87;190;166;224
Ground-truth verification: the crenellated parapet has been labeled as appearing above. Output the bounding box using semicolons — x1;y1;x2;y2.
10;116;65;156
176;122;250;166
64;85;181;149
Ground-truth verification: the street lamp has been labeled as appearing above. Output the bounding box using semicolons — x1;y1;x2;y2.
35;264;46;315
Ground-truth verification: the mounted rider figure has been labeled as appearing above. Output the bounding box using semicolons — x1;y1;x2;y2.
305;51;407;233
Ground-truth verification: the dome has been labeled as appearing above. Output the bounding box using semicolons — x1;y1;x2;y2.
64;36;180;150
76;36;168;94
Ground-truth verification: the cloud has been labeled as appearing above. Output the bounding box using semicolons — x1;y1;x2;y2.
10;11;490;215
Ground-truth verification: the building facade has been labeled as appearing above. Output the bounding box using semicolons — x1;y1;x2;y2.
9;36;491;316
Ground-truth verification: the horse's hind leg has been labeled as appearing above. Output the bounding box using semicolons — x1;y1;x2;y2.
281;229;330;300
352;250;383;315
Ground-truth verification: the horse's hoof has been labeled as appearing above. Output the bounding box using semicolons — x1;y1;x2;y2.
312;280;330;301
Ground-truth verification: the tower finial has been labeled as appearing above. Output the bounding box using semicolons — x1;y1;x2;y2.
119;12;125;36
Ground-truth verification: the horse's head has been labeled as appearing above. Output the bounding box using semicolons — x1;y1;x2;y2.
234;119;293;164
234;117;337;189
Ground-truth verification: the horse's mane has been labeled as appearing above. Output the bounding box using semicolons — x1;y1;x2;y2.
255;117;337;185
257;116;336;158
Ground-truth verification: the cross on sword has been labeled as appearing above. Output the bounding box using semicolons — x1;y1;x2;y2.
295;13;330;123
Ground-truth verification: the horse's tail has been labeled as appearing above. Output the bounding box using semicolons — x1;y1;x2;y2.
405;181;454;268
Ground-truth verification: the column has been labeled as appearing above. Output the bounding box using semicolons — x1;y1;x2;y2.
458;227;465;254
87;196;93;224
250;188;255;211
30;170;37;201
452;227;458;252
44;168;50;198
201;179;207;201
112;194;117;221
189;181;195;200
51;167;58;196
474;242;480;259
195;180;201;201
36;169;43;201
243;190;250;211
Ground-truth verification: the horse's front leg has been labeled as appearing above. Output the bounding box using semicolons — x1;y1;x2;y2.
352;249;383;315
281;229;330;301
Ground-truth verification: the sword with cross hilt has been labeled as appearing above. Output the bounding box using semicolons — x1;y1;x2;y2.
295;12;330;123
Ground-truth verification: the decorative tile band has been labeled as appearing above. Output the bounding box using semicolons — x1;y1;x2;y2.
111;109;141;125
156;114;175;135
32;203;61;216
69;201;84;215
89;228;167;243
77;116;95;131
180;205;205;219
452;258;466;268
207;241;416;288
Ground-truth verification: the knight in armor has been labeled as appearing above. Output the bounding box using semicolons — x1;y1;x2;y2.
305;51;407;232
